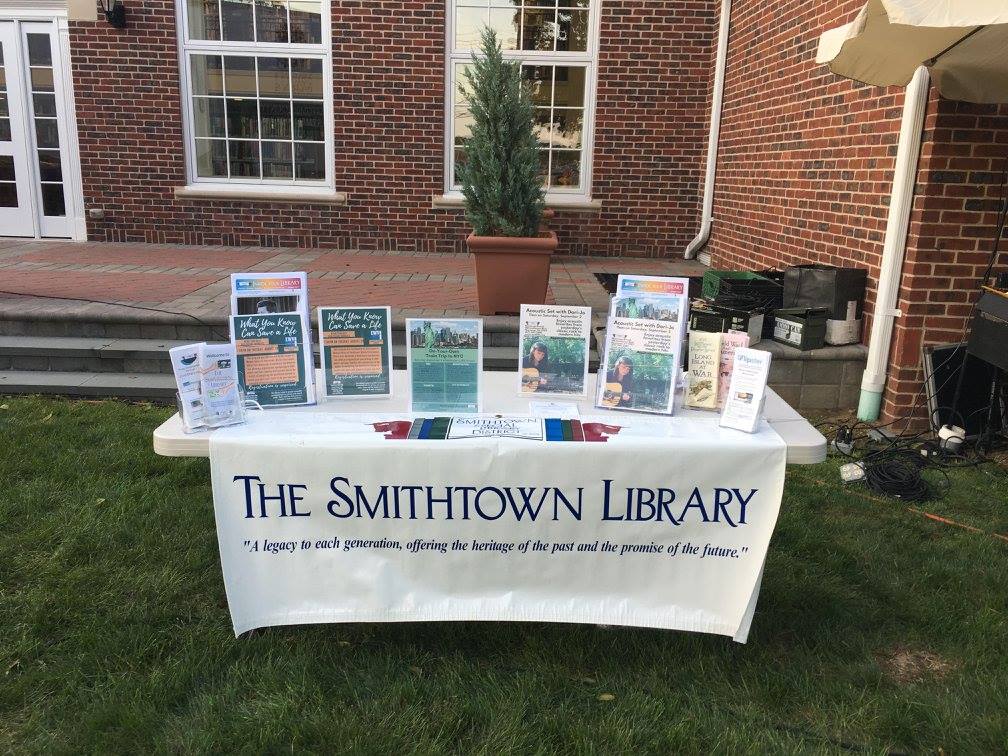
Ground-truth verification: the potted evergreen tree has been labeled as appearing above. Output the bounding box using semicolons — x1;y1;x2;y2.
459;28;557;315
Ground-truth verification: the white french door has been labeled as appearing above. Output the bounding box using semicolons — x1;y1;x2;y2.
0;19;75;238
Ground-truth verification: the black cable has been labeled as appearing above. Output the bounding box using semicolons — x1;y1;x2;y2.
0;289;230;341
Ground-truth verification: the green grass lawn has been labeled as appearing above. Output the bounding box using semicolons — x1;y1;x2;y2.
1;396;1007;754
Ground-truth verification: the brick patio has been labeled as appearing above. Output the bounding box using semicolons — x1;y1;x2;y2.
0;239;707;322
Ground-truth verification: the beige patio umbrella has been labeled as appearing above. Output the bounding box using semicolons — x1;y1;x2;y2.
816;0;1008;103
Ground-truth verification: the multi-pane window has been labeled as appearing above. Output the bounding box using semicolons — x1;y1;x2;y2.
447;1;596;199
179;1;330;186
26;33;65;217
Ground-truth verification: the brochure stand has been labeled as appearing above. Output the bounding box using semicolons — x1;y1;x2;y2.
175;392;262;434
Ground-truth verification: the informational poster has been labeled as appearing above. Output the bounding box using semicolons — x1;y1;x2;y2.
406;318;482;414
596;316;681;415
318;306;392;399
232;313;311;407
230;272;314;403
517;304;591;397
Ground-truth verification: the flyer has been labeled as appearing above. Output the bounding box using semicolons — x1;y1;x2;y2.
232;313;312;407
686;331;721;410
317;306;392;399
719;347;772;433
229;271;314;402
613;274;690;328
199;342;242;426
517;304;591;397
406;318;482;414
717;330;751;410
595;316;681;415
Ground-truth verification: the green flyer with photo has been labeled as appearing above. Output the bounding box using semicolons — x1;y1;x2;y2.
318;306;392;398
232;313;311;407
406;318;482;413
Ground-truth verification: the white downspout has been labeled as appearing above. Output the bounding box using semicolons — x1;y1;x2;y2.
857;66;930;421
685;0;731;260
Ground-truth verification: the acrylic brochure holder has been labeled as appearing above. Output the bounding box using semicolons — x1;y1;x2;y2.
175;391;262;434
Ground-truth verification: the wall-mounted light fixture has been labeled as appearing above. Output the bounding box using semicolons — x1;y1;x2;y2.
97;0;127;28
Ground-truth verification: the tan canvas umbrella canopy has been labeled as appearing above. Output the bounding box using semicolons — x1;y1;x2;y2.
816;0;1008;102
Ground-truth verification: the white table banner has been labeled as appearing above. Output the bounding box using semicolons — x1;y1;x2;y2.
209;413;787;642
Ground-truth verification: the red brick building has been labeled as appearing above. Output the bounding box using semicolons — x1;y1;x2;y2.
0;1;1004;423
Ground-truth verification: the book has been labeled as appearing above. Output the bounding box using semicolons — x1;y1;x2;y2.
686;330;721;409
717;330;750;410
318;306;392;399
517;304;591;397
232;313;311;407
406;318;483;413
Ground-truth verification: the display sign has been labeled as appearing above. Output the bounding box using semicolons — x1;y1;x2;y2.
517;304;591;397
232;314;311;407
406;318;483;413
208;422;788;642
596;316;681;414
318;306;392;399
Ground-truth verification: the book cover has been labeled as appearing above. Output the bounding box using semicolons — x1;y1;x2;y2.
686;331;721;409
717;330;750;410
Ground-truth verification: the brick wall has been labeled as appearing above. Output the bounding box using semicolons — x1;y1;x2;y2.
885;100;1008;422
68;1;714;256
706;0;1008;423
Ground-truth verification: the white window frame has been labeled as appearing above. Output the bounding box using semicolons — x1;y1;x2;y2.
175;0;335;195
444;1;601;204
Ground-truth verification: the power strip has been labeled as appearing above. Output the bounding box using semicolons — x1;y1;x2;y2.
840;462;865;483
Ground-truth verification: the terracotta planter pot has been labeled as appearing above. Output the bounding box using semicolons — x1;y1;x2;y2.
467;230;558;315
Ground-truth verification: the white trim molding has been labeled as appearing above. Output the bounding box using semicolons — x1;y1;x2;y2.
431;193;601;212
174;185;346;204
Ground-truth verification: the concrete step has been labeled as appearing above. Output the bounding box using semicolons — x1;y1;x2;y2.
0;370;178;399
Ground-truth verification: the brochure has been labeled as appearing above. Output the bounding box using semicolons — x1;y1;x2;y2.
232;313;312;407
406;318;482;414
199;342;242;426
229;271;314;402
717;330;750;410
595;316;680;415
517;304;591;397
169;343;205;429
719;347;772;433
686;330;721;410
318;306;392;399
